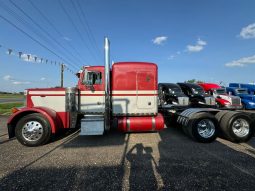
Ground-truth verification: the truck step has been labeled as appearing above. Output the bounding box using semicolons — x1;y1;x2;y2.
80;115;105;135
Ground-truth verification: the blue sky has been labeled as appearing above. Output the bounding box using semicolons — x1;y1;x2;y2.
0;0;255;92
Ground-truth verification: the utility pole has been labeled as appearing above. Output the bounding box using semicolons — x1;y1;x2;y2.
61;63;64;87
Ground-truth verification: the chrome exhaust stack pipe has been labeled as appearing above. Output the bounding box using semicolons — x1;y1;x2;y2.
104;37;111;131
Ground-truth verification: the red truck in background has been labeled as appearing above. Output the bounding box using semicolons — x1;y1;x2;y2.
198;83;242;109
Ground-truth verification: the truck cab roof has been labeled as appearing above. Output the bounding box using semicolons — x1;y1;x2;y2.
198;83;221;92
177;83;206;97
177;83;204;92
227;87;250;95
158;83;186;96
229;83;255;92
158;83;181;89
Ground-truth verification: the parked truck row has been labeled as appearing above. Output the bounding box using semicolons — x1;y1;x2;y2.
6;38;255;146
159;82;255;110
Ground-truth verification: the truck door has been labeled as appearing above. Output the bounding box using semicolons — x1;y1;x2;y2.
79;68;105;114
136;71;156;109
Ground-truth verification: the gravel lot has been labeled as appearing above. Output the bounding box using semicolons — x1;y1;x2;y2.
0;115;255;191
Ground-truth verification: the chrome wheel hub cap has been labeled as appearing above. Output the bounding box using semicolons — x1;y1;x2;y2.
197;119;215;138
232;119;249;138
22;121;43;142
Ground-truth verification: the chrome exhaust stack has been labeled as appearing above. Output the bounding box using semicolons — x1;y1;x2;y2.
104;37;111;131
65;87;77;128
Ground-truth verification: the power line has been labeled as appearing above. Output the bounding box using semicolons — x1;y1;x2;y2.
0;13;78;70
76;0;102;56
1;2;77;68
0;2;79;70
58;0;101;64
71;0;102;57
9;0;84;67
26;0;89;65
0;1;79;70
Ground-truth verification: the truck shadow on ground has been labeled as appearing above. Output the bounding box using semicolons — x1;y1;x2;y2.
1;126;255;190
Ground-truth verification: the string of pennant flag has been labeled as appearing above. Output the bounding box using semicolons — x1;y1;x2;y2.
0;43;77;75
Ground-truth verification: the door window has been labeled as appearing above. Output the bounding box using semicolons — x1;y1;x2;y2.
83;71;102;85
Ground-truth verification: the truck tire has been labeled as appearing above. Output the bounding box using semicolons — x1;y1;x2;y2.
215;110;230;137
15;113;52;146
215;111;229;122
219;112;254;142
186;112;218;143
182;125;189;136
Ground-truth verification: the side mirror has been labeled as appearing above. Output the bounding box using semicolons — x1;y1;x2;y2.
76;73;80;78
217;96;221;99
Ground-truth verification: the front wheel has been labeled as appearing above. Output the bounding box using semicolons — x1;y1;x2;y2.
15;113;52;146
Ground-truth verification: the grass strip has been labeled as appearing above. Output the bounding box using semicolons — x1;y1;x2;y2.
0;94;24;98
0;102;24;115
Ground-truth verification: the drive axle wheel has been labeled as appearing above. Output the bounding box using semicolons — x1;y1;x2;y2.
219;112;254;142
187;113;218;143
15;113;51;146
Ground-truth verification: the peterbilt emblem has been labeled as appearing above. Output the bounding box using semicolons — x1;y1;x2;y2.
146;76;150;82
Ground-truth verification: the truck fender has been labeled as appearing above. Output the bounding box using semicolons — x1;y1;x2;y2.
7;107;62;139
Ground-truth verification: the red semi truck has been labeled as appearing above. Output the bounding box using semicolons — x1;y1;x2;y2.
198;83;242;109
7;38;255;146
7;38;164;146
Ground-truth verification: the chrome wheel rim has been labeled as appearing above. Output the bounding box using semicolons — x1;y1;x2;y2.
22;121;43;142
197;119;215;138
232;118;249;138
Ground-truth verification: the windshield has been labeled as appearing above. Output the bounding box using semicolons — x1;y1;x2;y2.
215;88;226;95
192;87;204;95
236;89;248;94
169;87;182;95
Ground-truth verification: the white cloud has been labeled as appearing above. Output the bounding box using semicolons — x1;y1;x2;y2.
225;55;255;67
197;38;207;46
186;38;207;53
168;51;182;60
3;75;12;81
3;75;31;85
63;36;72;41
12;81;31;85
168;55;175;60
40;77;46;81
186;45;204;52
240;23;255;39
152;36;168;45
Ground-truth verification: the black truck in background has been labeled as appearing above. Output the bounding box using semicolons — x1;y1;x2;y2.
158;83;189;106
177;83;216;107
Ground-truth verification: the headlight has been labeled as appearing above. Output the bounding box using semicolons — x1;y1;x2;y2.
248;102;255;105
